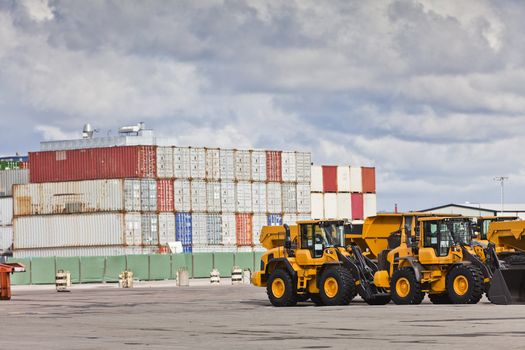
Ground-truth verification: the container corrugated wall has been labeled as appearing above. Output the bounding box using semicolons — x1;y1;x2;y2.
174;180;191;212
206;181;221;212
190;148;206;179
140;179;157;211
296;183;311;214
311;193;324;219
296;152;311;183
236;181;252;213
323;193;337;218
174;147;191;179
236;213;253;246
207;214;222;245
281;152;296;182
141;213;158;245
157;179;174;212
0;197;13;225
282;183;297;213
156;147;174;178
158;213;176;245
267;183;282;213
351;193;364;220
205;148;220;180
252;214;266;246
192;213;207;246
336;193;351;219
0;226;13;252
322;166;337;192
311;166;323;192
251;182;267;213
235;150;251;181
362;167;376;193
337;166;351;192
191;180;207;212
0;169;29;196
221;181;236;213
220;149;235;180
124;213;142;245
221;214;236;246
349;167;363;193
175;212;192;251
251;151;266;182
266;151;282;182
364;193;377;219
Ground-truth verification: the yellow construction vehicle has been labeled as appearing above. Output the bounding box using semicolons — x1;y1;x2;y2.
252;220;390;306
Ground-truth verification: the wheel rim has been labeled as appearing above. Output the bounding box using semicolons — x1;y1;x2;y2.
324;277;339;298
453;275;469;296
396;277;411;298
271;278;285;298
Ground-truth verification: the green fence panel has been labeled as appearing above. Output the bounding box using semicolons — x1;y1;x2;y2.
7;258;31;285
80;256;106;283
234;252;254;272
213;252;234;277
192;253;213;278
149;254;171;280
171;254;188;279
31;257;56;284
126;255;150;280
254;252;264;271
56;257;80;284
104;255;127;282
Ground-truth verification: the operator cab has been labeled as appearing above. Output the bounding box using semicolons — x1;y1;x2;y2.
299;220;349;258
422;218;474;257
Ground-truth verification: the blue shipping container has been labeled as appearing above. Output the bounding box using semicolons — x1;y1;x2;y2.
182;245;192;253
176;212;192;246
267;214;282;226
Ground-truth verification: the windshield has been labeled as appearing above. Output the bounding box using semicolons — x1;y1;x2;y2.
319;223;345;247
438;220;472;245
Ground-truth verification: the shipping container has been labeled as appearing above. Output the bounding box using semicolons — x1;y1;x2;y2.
267;213;282;226
140;179;157;211
236;213;253;246
156;146;174;178
220;181;236;213
175;212;192;246
267;183;282;213
141;213;158;245
0;169;29;197
281;152;297;182
363;193;377;219
297;214;312;222
192;213;207;246
124;179;141;212
296;152;311;183
206;181;221;213
362;167;376;193
336;193;352;219
282;214;298;225
0;226;12;252
0;197;13;226
190;180;207;212
190;148;206;179
12;246;154;258
207;213;222;245
174;180;191;212
235;150;251;181
157;179;174;212
174;147;191;179
182;245;192;253
337;166;351;192
311;193;324;219
349;167;363;192
158;212;176;245
251;151;266;182
252;214;266;247
266;151;282;182
296;183;311;214
323;193;338;218
251;182;267;213
236;181;252;213
125;213;142;246
311;166;323;192
322;166;337;192
351;193;364;220
221;214;236;246
205;148;220;180
29;146;156;183
219;149;235;180
282;183;297;213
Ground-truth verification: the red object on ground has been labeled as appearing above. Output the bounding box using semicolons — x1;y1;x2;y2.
236;213;253;246
322;166;338;192
266;151;282;182
0;263;25;301
351;193;364;220
157;179;174;212
362;167;376;193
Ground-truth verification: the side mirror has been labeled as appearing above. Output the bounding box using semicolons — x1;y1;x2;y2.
284;224;291;251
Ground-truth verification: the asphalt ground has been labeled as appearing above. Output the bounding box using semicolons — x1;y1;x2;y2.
2;280;525;349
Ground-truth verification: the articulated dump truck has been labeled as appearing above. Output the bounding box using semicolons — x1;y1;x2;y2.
253;213;525;306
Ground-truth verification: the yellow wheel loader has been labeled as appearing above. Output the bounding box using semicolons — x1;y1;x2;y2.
252;220;390;306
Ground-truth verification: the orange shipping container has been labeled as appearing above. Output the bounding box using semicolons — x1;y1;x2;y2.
361;167;376;193
236;213;253;246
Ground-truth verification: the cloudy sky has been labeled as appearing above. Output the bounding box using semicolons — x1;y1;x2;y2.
0;0;524;211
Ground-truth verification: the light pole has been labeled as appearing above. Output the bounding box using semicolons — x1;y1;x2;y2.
493;176;508;214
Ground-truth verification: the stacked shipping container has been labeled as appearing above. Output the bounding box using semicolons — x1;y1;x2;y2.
311;165;377;221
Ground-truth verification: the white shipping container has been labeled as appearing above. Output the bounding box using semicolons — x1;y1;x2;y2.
337;166;351;192
192;213;207;246
267;183;282;213
236;181;252;213
174;147;191;179
324;193;338;219
282;183;297;213
282;214;298;225
156;146;174;178
205;148;221;180
364;193;377;219
311;166;323;192
221;181;236;213
140;179;157;212
0;169;29;197
296;152;311;183
0;197;13;226
174;180;191;212
207;213;222;245
221;214;236;246
0;226;12;251
350;166;363;192
124;179;141;212
297;214;312;221
235;150;251;181
14;213;132;249
190;148;206;179
219;149;235;180
190;180;207;212
141;213;158;245
337;193;352;220
281;152;297;182
296;183;311;214
251;151;266;182
252;214;267;247
12;246;155;258
251;182;267;213
125;213;142;246
158;213;176;245
206;181;222;213
311;193;324;219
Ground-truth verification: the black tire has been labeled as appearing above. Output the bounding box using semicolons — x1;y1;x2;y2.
296;294;309;302
390;267;424;305
364;294;391;305
266;269;297;307
310;294;324;306
319;266;356;306
428;293;452;304
446;265;484;304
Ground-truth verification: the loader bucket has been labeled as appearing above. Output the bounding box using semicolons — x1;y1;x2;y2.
488;267;525;304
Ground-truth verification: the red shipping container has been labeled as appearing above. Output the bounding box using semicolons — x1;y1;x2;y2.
322;166;337;192
362;167;376;193
236;213;253;246
266;151;282;182
157;179;174;212
351;193;364;220
29;146;157;183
